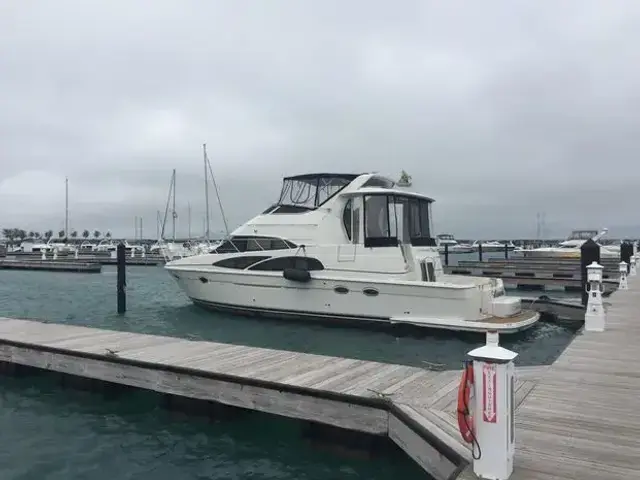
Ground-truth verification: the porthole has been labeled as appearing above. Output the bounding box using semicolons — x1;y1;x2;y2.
334;286;349;294
363;287;379;297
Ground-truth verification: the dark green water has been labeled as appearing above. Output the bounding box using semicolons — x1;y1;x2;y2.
0;266;580;479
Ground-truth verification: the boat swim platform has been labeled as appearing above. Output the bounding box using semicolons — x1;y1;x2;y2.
0;317;547;480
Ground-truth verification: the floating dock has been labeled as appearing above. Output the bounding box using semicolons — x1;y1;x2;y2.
0;260;102;273
0;275;638;479
0;316;547;480
457;272;640;479
3;253;162;266
444;258;619;292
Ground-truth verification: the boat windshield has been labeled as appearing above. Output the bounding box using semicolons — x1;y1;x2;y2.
275;174;358;210
437;234;455;241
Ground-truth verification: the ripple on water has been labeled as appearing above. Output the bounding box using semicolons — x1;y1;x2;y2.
0;376;425;480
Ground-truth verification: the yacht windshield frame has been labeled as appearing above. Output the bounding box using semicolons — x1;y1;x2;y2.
275;173;359;211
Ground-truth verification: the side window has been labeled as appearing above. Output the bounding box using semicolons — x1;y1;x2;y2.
409;199;422;237
213;256;271;269
419;200;432;238
249;256;324;271
250;257;293;271
342;199;353;241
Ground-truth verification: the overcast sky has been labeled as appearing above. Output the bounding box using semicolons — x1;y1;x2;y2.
1;1;639;239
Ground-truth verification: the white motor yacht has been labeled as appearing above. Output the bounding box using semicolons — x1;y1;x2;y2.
165;173;539;333
524;229;619;258
436;234;474;254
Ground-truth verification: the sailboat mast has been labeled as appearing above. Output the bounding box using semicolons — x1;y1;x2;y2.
172;169;177;242
187;202;192;240
203;143;210;242
64;176;69;239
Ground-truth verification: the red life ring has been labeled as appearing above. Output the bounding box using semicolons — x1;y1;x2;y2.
457;362;475;443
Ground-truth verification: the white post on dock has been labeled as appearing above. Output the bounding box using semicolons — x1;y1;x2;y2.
53;248;58;260
141;248;146;258
131;248;135;258
585;262;606;332
468;331;518;480
41;250;46;260
110;250;116;260
74;249;79;260
619;261;628;290
630;256;637;277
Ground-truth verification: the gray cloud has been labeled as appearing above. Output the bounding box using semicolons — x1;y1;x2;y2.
1;0;640;240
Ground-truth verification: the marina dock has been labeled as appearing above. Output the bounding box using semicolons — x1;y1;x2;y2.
458;271;640;479
0;274;638;479
0;259;102;273
444;257;620;292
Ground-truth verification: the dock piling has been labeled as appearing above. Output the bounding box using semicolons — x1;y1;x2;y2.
467;331;518;480
504;243;509;260
117;243;126;314
620;242;633;273
580;239;600;306
478;243;483;262
630;256;637;276
444;244;449;266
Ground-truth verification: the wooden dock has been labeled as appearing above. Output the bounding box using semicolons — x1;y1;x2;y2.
444;259;619;293
0;316;547;480
4;254;162;266
0;259;102;273
458;273;640;479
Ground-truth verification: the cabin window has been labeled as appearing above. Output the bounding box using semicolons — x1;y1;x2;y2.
213;255;272;269
364;194;435;248
249;256;325;271
342;199;361;244
213;236;296;253
363;195;398;248
343;199;353;240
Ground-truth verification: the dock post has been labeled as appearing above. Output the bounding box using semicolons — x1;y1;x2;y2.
444;244;449;266
467;332;518;480
41;250;46;260
585;262;605;332
580;239;600;307
504;242;508;260
620;242;633;273
619;261;628;290
478;243;483;262
53;248;58;260
117;243;126;314
630;256;637;277
74;249;79;260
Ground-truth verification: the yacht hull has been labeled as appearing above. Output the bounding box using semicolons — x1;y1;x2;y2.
168;268;539;333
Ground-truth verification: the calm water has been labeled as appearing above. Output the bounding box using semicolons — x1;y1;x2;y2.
0;264;580;479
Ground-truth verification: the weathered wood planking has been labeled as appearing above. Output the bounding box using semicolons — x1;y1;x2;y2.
0;316;549;480
458;274;640;480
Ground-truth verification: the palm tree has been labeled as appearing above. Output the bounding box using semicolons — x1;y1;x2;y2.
58;230;65;239
105;231;112;239
34;232;41;239
70;230;78;239
44;230;53;240
82;229;90;239
16;229;27;241
28;231;35;239
93;230;100;239
1;228;11;243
